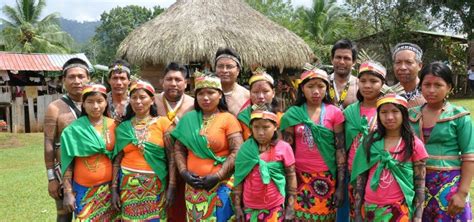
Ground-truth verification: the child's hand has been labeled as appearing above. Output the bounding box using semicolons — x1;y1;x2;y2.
284;205;295;221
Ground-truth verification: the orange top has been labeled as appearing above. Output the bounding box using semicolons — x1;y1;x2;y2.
187;112;242;176
121;117;172;171
74;118;116;187
241;112;283;140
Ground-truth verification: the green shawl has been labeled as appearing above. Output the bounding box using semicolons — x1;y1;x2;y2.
344;101;370;151
350;137;415;217
171;110;226;165
234;138;286;197
237;105;252;128
280;104;337;176
60;116;113;175
115;120;168;183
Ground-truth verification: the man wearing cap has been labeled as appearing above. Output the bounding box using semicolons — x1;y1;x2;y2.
156;62;194;222
214;47;250;116
44;58;90;221
156;62;194;127
392;42;426;108
107;59;131;123
329;39;359;109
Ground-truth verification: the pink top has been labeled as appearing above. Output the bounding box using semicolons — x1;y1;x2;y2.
348;106;377;170
243;140;295;209
294;103;344;173
365;137;428;205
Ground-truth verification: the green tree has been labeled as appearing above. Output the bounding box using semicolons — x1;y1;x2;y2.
424;1;473;65
88;5;164;65
245;0;297;32
0;0;74;53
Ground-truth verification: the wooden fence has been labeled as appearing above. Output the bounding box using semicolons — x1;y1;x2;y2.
10;94;61;133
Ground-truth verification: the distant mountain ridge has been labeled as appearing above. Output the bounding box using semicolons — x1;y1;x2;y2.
0;18;100;45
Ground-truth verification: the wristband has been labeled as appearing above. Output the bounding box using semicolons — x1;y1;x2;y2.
47;169;56;181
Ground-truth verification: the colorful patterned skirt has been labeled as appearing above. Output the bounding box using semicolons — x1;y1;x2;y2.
244;205;284;222
423;170;472;221
118;168;167;221
72;181;117;221
294;171;337;221
184;178;234;222
363;199;409;222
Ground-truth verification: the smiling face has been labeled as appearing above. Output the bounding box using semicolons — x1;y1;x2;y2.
130;89;154;117
63;67;89;97
83;93;107;120
250;81;275;106
378;103;403;132
162;70;187;101
196;88;222;113
302;78;327;106
420;74;451;105
251;118;277;145
216;58;239;85
358;73;384;101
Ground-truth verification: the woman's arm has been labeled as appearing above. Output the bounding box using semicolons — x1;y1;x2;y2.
285;164;297;220
164;132;176;190
354;172;368;222
333;123;346;207
448;161;474;216
62;161;75;213
215;132;243;180
233;184;245;222
413;159;426;221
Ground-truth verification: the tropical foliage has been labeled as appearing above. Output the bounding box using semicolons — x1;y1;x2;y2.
0;0;74;53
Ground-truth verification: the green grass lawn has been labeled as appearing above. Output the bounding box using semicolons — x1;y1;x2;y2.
1;97;473;220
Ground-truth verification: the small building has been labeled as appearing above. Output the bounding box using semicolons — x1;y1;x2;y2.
0;52;93;133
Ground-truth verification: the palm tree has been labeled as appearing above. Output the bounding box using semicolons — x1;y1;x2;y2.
1;0;74;53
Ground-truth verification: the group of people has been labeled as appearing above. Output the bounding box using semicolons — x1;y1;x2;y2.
43;40;473;222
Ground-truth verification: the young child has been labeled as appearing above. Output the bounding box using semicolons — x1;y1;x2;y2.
351;87;428;222
234;107;297;221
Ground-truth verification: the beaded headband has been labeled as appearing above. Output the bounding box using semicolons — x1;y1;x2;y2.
377;83;407;108
250;110;279;124
82;83;107;96
299;63;329;86
63;63;90;75
194;70;222;91
215;54;241;68
108;64;131;74
249;67;274;86
358;60;386;79
392;43;423;61
130;80;155;95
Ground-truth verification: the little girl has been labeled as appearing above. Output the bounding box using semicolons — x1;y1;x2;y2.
351;88;428;222
234;107;297;221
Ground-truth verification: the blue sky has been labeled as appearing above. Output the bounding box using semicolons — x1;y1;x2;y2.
0;0;313;22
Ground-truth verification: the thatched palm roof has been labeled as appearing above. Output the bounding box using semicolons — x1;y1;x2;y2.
117;0;314;70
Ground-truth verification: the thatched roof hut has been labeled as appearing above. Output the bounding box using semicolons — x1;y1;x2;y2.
117;0;314;88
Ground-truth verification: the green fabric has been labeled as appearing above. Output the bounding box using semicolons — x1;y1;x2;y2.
171;110;226;165
237;105;252;128
60;116;113;175
343;101;370;151
350;137;415;217
409;102;474;168
115;120;168;183
280;104;337;176
234;138;287;197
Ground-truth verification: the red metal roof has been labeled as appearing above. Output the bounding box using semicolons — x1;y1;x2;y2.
0;52;92;71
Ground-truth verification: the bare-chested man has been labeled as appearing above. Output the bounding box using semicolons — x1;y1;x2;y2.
328;39;359;109
155;62;194;222
214;47;250;116
107;59;130;123
44;58;90;222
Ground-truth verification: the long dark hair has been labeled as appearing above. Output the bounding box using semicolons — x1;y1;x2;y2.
356;71;386;102
249;80;282;113
363;103;414;163
80;91;109;117
122;88;159;121
419;61;453;88
194;88;229;112
294;77;332;106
